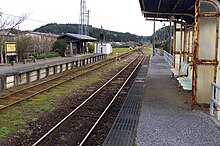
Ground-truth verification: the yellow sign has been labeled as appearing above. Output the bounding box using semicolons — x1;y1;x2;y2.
5;42;16;56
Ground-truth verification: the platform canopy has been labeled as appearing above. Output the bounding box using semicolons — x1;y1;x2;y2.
139;0;196;24
58;33;97;42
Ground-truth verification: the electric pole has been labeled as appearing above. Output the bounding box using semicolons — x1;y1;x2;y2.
79;0;87;35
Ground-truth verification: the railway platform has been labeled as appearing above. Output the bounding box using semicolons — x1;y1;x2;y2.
0;53;102;76
104;54;220;146
0;53;106;91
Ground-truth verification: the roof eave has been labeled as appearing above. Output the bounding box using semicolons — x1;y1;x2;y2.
142;11;194;19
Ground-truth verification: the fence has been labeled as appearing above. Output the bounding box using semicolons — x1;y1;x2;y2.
210;82;220;121
163;50;173;66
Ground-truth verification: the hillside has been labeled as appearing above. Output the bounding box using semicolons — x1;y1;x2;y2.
33;23;150;42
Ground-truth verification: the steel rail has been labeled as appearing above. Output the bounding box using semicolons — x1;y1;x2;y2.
79;55;144;146
0;50;137;111
1;50;133;99
32;54;142;146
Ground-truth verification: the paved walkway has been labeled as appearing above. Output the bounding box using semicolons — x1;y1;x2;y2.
136;54;220;146
0;54;100;76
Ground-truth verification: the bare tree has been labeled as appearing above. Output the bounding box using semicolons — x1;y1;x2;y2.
17;35;34;61
0;12;28;63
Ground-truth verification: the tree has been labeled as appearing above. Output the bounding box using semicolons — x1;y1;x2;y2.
52;39;67;57
0;12;28;63
16;35;34;61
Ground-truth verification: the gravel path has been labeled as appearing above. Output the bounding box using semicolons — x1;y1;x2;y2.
136;54;220;146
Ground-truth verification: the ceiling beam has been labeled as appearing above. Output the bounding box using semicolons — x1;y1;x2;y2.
185;3;195;12
157;0;162;11
171;0;182;12
142;11;194;18
141;0;145;11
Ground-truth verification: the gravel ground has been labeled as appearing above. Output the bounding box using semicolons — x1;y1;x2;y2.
136;54;220;146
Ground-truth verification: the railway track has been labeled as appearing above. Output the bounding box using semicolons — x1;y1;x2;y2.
0;49;139;111
32;53;144;146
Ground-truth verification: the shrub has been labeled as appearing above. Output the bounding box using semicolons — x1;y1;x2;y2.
52;39;67;57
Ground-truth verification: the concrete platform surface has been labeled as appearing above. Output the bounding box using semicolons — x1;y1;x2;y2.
0;54;100;76
136;54;220;146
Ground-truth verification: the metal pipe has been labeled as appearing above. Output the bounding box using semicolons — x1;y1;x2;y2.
142;11;195;18
180;19;183;63
169;21;172;54
157;0;162;11
214;15;219;86
173;22;177;68
183;26;187;61
171;0;182;11
199;12;220;17
210;84;214;116
153;19;156;56
145;18;170;22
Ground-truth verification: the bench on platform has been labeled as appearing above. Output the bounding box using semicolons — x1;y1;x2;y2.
177;66;193;91
171;61;189;77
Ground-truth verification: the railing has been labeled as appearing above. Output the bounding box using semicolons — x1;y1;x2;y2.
210;82;220;121
163;50;173;66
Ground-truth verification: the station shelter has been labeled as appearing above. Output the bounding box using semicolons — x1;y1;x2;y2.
58;33;97;56
139;0;220;111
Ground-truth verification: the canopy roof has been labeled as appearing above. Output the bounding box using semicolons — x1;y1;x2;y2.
139;0;195;24
58;33;97;42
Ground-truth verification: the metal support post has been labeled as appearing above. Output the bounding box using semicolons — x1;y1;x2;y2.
153;19;156;56
116;52;118;65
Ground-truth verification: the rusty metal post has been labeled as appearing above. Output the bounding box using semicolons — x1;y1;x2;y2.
214;16;219;85
183;26;187;62
192;0;200;110
153;19;156;56
173;22;177;68
179;20;183;72
187;28;191;62
169;21;172;54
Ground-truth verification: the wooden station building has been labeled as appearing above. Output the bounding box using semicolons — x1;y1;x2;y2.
58;33;97;56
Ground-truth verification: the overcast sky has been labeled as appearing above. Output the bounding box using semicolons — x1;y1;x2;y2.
1;0;165;36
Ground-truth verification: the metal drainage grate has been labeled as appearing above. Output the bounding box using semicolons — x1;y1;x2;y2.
103;60;149;146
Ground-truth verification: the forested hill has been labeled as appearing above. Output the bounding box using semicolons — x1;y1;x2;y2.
33;23;149;42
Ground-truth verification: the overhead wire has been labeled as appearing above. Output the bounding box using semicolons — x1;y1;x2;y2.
1;12;49;24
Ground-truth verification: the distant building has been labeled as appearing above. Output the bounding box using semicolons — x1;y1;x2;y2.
20;32;58;57
0;31;16;37
95;43;112;54
113;42;125;46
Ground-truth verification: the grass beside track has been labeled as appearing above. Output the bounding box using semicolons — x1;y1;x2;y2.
142;45;151;55
0;57;123;139
107;48;131;59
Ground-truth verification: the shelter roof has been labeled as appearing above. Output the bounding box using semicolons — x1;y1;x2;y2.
139;0;196;24
58;33;97;42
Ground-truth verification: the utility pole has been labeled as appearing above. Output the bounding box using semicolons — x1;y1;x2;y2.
79;0;90;36
79;0;87;35
87;10;90;35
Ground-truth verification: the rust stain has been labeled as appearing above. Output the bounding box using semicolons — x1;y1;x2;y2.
192;0;199;110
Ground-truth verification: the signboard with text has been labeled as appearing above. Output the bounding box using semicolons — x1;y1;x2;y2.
5;42;16;56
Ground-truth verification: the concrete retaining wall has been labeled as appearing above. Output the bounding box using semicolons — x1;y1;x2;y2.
0;54;106;91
